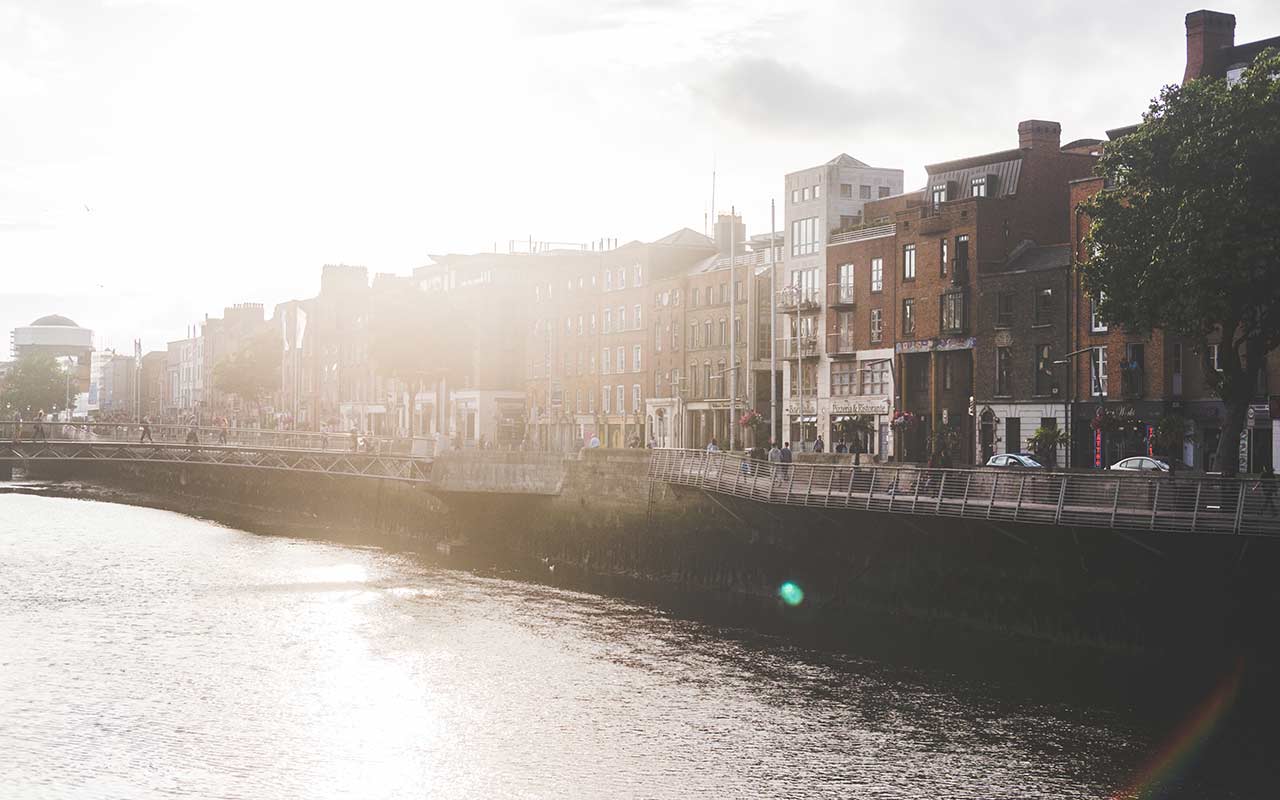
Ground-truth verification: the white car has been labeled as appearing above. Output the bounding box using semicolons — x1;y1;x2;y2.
985;453;1044;468
1109;456;1170;472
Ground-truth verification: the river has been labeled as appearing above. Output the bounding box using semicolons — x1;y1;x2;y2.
0;493;1269;798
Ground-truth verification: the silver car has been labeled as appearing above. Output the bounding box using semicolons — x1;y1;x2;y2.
1109;456;1170;472
985;453;1044;468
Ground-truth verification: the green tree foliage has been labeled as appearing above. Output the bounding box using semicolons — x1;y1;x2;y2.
213;330;281;407
1028;426;1070;468
1081;49;1280;476
0;355;74;417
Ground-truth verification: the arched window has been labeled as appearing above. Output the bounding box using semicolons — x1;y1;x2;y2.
719;318;727;345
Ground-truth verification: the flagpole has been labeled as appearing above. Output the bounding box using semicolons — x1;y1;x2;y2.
769;198;777;447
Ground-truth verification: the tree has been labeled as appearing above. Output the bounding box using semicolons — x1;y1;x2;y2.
0;355;74;418
213;330;281;413
1081;49;1280;476
1028;426;1070;468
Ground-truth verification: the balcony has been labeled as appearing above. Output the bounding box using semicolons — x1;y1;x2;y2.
776;335;818;359
1121;365;1145;400
777;286;821;314
827;331;857;357
827;282;855;307
950;259;970;285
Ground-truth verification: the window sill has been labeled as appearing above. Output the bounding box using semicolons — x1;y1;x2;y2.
994;323;1012;330
1031;323;1053;329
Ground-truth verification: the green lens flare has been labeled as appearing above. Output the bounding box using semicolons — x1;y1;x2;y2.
778;581;805;607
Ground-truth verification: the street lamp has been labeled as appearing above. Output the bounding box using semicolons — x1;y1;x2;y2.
1052;346;1094;467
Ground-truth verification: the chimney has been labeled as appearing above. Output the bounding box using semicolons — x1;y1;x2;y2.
714;212;745;258
1184;10;1235;83
1018;120;1061;151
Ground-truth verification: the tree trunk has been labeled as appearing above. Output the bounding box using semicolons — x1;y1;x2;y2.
1215;396;1247;477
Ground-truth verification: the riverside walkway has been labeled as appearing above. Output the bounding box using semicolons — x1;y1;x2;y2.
648;448;1280;537
1;422;432;483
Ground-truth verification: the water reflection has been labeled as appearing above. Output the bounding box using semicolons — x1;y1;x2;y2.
0;494;1248;798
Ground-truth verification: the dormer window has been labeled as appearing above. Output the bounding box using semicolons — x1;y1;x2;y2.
971;176;988;198
931;183;949;206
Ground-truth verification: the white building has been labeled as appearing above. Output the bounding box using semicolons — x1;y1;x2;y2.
779;154;904;450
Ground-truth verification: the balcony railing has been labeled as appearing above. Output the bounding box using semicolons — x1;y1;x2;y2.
1121;365;1145;399
828;223;896;245
777;286;821;313
827;331;857;356
776;335;818;358
828;282;855;307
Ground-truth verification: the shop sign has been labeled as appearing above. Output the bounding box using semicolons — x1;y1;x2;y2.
1094;429;1102;468
894;336;977;354
831;398;889;415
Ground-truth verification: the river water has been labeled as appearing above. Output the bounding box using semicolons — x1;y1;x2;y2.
0;493;1267;798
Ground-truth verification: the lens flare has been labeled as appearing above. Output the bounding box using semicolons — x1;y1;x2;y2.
778;581;805;607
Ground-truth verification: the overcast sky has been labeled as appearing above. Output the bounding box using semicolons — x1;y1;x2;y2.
3;0;1279;352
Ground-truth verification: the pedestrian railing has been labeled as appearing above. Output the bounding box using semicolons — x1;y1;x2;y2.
0;421;415;456
649;449;1280;537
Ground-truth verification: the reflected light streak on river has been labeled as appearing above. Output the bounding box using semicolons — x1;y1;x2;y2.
0;493;1225;798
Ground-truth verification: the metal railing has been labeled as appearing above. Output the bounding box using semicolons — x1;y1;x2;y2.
776;335;819;358
2;440;432;483
828;223;895;245
827;331;857;356
827;282;856;306
0;421;415;455
777;286;821;313
649;449;1280;537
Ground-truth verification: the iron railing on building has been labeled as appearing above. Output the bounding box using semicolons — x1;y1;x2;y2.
648;448;1280;537
1;421;413;455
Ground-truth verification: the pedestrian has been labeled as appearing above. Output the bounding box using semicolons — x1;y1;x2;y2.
140;416;154;444
217;417;228;445
11;410;21;443
814;434;825;454
33;409;47;442
648;434;658;449
780;440;793;480
350;428;359;452
835;438;848;454
589;433;601;449
185;419;199;444
706;438;720;452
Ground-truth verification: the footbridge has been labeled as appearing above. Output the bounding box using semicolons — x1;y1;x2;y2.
1;422;432;483
649;448;1280;537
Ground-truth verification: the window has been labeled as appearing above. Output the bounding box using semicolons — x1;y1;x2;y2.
870;308;883;343
615;347;625;373
617;306;625;330
588;388;595;412
654;324;662;353
605;271;612;290
1034;288;1054;326
672;325;680;351
565;317;572;334
602;385;611;413
1090;292;1108;332
940;239;949;276
871;257;883;292
861;360;889;395
718;318;727;345
703;361;712;396
1091;346;1108;396
1209;344;1222;371
633;345;641;372
671;288;680;306
733;316;742;344
940;291;964;333
790;217;819;256
955;235;969;278
832;361;857;396
703;320;712;347
878;186;891;198
716;359;726;394
971;176;987;198
616;385;624;414
719;283;727;304
633;265;642;286
1035;344;1054;396
690;322;698;348
902;299;915;337
671;368;680;396
996;291;1014;327
603;308;612;333
617;269;626;289
632;384;641;413
601;347;611;374
859;184;872;200
802;187;810;201
840;183;853;198
590;352;596;373
578;315;584;336
590;313;596;334
813;184;821;199
634;304;641;330
692;288;701;307
996;347;1012;396
931;183;948;206
734;280;743;302
654;372;663;396
943;357;954;390
791;189;800;203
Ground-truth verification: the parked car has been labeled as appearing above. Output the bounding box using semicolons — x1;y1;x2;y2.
985;453;1044;468
1109;456;1171;472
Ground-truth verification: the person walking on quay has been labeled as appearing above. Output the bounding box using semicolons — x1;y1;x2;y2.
706;438;720;452
780;440;793;481
185;418;200;445
814;434;825;454
33;410;47;442
139;416;154;444
835;438;848;454
11;410;21;443
350;428;359;452
217;417;229;445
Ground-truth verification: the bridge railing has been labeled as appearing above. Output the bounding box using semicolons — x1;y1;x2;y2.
2;421;413;455
649;449;1280;537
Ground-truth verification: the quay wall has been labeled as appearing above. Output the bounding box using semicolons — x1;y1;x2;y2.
18;451;1280;669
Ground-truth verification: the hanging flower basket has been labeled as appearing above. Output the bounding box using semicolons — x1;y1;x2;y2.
891;410;919;429
738;408;764;429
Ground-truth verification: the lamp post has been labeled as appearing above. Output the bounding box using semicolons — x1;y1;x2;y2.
1052;346;1094;468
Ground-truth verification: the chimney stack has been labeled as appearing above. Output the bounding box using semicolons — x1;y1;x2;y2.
1017;120;1061;151
1184;10;1236;83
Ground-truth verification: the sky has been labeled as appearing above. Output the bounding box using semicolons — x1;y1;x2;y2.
3;0;1279;352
